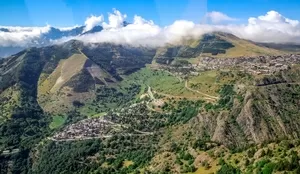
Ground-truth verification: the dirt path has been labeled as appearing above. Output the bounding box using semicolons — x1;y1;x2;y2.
48;135;113;142
149;69;218;102
153;90;216;102
146;103;157;112
49;131;154;142
154;91;197;99
147;86;155;100
164;70;183;82
133;129;154;135
150;66;218;102
184;81;219;101
145;86;159;112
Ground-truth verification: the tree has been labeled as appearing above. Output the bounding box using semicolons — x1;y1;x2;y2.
217;163;241;174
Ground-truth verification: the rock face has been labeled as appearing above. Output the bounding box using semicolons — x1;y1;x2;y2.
186;81;300;147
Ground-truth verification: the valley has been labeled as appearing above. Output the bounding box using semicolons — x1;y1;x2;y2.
1;33;300;174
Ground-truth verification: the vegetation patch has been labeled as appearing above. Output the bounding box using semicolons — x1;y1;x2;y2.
49;115;67;129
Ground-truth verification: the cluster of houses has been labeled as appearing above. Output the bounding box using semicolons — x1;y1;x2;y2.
166;54;300;76
53;118;115;141
197;54;300;75
52;104;150;141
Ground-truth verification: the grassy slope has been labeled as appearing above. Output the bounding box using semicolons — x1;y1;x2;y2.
188;70;251;97
0;53;26;119
37;53;95;113
119;67;204;99
208;33;285;58
0;85;20;120
51;53;87;92
38;53;88;95
38;59;65;95
188;70;220;96
49;115;67;129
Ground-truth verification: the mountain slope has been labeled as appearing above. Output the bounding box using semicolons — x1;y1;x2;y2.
155;32;285;64
258;42;300;52
1;40;156;115
215;32;284;57
0;41;156;173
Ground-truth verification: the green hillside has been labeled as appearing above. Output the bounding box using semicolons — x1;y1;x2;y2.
1;34;300;174
155;32;285;65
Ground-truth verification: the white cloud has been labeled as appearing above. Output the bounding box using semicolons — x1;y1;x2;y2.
55;10;300;47
206;11;237;24
58;25;80;31
0;25;51;47
102;9;127;29
241;10;300;43
83;15;104;33
2;10;300;48
68;15;163;47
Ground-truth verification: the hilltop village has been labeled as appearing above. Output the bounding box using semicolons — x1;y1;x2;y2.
168;54;300;77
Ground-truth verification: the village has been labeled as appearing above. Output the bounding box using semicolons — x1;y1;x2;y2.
52;104;153;141
167;54;300;77
52;118;118;141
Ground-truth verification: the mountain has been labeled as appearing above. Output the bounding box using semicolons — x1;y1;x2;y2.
257;42;300;52
0;25;101;58
155;32;284;64
0;40;155;115
1;33;300;173
81;26;103;35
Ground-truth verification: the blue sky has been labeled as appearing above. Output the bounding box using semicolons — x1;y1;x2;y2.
0;0;300;27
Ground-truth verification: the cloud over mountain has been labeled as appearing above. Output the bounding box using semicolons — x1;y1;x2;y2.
1;9;300;50
83;15;104;33
206;11;237;24
0;25;51;47
241;10;300;43
102;9;127;29
55;9;300;47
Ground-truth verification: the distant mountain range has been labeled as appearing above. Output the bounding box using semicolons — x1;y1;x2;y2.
0;25;104;57
0;21;134;58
